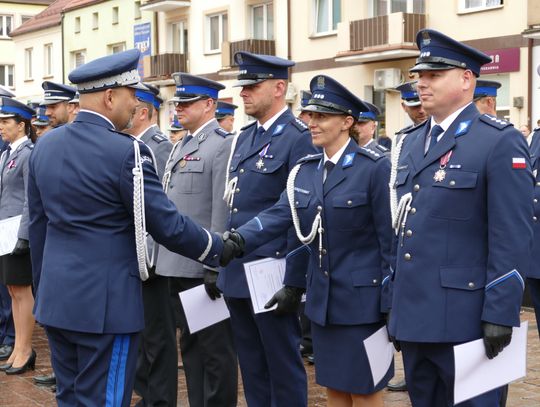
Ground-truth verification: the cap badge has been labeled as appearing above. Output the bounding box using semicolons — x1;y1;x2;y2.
422;31;431;46
237;54;243;64
317;76;325;89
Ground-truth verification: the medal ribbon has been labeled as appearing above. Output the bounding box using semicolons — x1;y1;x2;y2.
182;155;201;161
259;143;270;159
439;150;453;168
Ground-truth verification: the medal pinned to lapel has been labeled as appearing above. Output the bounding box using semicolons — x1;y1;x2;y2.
433;150;453;182
7;160;15;169
256;143;271;170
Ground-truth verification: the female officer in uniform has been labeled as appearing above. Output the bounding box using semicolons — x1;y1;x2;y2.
231;75;394;406
0;97;36;375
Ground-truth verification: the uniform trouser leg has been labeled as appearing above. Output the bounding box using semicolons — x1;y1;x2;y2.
45;326;140;407
527;278;540;338
0;283;14;346
226;297;307;407
401;341;501;407
175;277;238;407
134;275;177;407
298;303;312;352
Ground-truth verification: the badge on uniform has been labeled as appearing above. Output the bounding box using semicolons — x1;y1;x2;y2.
256;143;271;170
7;160;15;169
512;157;526;169
180;154;201;168
342;153;355;168
454;120;471;137
433;150;453;182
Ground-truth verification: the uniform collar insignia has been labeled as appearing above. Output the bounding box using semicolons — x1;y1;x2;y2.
272;123;286;136
454;120;471;137
342;153;355;168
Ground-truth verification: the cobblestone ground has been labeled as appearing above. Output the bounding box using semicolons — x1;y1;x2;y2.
0;310;539;406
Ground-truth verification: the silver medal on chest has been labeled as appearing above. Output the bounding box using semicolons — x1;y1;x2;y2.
433;169;446;182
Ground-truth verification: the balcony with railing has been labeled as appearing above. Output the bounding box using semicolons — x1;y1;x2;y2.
142;53;187;81
335;12;426;63
140;0;190;13
222;39;276;69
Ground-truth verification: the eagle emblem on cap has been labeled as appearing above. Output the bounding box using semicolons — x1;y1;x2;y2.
237;54;243;64
317;76;325;89
422;31;431;46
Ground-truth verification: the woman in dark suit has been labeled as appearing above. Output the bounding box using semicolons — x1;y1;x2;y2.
0;97;36;374
231;75;394;406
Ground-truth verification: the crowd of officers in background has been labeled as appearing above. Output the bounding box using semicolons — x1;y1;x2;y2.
0;27;539;407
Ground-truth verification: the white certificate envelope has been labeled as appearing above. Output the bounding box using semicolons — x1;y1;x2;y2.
453;321;528;405
0;215;21;256
179;284;230;334
244;257;286;314
363;326;394;387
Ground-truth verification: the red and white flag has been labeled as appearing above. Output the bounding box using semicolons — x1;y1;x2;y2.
512;157;526;169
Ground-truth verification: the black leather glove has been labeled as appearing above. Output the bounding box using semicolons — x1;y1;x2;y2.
204;269;222;300
482;322;512;359
385;311;401;352
11;238;29;256
219;231;245;267
264;286;304;315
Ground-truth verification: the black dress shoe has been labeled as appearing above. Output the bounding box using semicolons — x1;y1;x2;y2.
387;379;407;392
6;349;36;375
0;344;13;361
306;354;315;365
0;362;12;371
300;344;313;356
34;373;56;385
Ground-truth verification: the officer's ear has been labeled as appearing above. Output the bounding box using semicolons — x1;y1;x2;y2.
103;89;115;111
462;69;475;92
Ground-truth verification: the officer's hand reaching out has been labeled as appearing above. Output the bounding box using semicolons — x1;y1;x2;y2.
219;231;245;267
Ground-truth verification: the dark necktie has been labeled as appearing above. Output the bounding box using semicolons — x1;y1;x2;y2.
324;161;335;182
427;125;444;154
1;145;11;170
181;134;193;147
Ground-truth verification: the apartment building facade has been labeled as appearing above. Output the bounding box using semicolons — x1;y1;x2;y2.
140;0;538;136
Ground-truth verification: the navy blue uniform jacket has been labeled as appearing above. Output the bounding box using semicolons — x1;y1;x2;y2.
28;111;223;334
389;104;533;343
237;140;393;326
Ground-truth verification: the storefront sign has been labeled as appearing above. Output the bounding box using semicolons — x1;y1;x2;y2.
481;48;520;74
134;23;152;78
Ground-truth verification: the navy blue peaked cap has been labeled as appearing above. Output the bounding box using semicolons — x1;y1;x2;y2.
0;97;35;120
395;81;421;107
136;83;162;109
0;85;15;98
358;101;381;122
69;91;80;104
410;29;491;76
216;101;237;118
299;90;312;109
33;106;49;126
41;81;76;105
303;75;369;118
68;49;146;93
474;79;501;99
172;73;225;102
234;52;294;87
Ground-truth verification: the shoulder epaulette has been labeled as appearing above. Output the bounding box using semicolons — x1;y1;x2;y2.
359;146;384;161
214;127;230;138
404;120;428;134
290;117;310;132
395;124;413;136
479;114;513;130
240;120;257;131
297;153;323;164
375;144;388;153
24;143;34;150
151;133;168;143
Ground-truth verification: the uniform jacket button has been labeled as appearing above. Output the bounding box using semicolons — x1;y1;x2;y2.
236;188;240;193
534;198;538;203
406;229;413;237
468;282;475;288
233;208;238;213
239;168;245;173
324;270;329;277
404;253;412;261
410;207;416;214
449;180;456;186
275;251;280;256
534;216;538;222
536;182;540;187
230;228;236;232
322;248;327;255
413;184;420;192
317;205;323;211
347;200;352;206
372;279;378;284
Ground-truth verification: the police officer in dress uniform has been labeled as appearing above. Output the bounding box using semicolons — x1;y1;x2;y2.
297;90;312;125
41;81;77;128
473;79;501;116
27;49;233;407
229;74;394;407
216;101;238;133
354;102;391;159
33;106;51;138
167;115;187;144
125;84;177;407
156;73;238;407
389;29;533;407
218;52;317;407
0;88;15;364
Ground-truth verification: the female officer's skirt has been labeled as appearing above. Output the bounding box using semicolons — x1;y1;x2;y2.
0;253;32;286
311;321;394;394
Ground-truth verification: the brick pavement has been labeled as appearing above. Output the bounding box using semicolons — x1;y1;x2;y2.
0;310;539;406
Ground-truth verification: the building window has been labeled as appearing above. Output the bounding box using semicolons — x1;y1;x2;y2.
44;43;53;77
372;0;425;16
25;48;33;80
109;42;126;54
75;16;81;33
313;0;341;34
112;6;119;24
134;1;142;19
206;12;228;53
459;0;502;11
21;15;32;25
92;12;99;30
0;65;14;88
0;15;13;37
72;50;86;69
252;3;273;40
170;21;188;54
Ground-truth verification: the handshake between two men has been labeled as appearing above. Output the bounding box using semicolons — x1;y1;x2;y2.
205;231;304;316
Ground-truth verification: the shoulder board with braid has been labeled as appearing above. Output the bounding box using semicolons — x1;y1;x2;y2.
151;133;168;143
290;117;310;132
358;147;385;161
297;153;323;164
479;114;513;130
214;127;230;138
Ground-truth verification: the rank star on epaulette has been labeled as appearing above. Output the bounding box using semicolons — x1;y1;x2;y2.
361;147;380;157
295;118;308;129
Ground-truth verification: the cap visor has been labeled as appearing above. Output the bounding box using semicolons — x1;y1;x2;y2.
233;78;266;87
409;63;456;73
302;104;345;114
0;113;16;118
402;99;422;107
127;82;148;91
40;99;68;106
171;95;204;103
34;121;49;126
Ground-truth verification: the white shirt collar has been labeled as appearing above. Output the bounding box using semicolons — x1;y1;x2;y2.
324;138;351;165
258;106;288;131
79;109;116;129
9;136;29;155
190;118;216;139
425;103;471;152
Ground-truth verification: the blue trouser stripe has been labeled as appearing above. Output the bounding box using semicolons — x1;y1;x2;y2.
105;334;130;407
